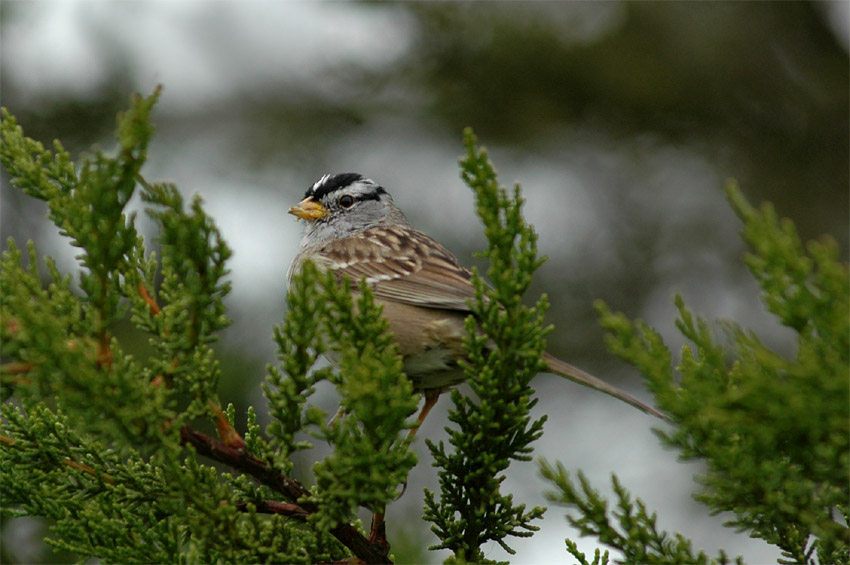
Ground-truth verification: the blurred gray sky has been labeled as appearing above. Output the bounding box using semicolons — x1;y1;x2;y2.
2;2;847;563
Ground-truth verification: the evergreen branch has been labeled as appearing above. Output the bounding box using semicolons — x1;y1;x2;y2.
311;267;418;531
3;91;404;563
423;128;548;562
1;402;349;563
594;184;849;563
139;178;232;350
7;88;844;564
180;425;392;564
235;500;311;520
0;109;76;201
0;433;115;483
1;239;176;448
540;459;741;565
263;259;417;542
263;260;330;468
180;425;312;504
2;90;159;362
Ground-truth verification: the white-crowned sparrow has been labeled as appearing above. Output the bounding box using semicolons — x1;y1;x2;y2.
287;173;666;423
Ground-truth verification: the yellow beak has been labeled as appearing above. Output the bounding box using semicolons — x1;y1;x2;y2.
288;197;329;221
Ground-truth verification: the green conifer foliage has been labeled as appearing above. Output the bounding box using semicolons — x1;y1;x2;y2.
3;88;846;564
423;129;549;563
542;183;849;564
0;90;414;563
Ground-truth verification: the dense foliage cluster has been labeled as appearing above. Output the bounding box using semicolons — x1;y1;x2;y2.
0;92;554;563
542;184;849;564
423;130;549;561
1;90;847;564
0;90;411;563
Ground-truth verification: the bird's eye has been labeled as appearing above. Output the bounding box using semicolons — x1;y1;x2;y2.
339;195;355;208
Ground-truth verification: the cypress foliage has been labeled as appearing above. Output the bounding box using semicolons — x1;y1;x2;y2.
542;183;849;565
2;89;847;564
423;129;548;563
0;90;411;563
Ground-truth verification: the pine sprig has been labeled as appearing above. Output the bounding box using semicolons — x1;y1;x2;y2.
1;90;158;344
6;87;843;565
0;108;77;201
586;183;849;564
0;239;174;449
262;259;419;553
263;260;332;468
140;181;232;347
1;91;350;563
423;128;548;562
1;402;350;564
309;265;418;530
1;403;178;563
136;179;232;418
2;89;420;562
540;459;741;565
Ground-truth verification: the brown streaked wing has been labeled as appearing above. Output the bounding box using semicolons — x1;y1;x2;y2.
320;225;477;312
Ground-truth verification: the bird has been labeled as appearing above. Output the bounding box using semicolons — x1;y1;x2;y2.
286;172;667;428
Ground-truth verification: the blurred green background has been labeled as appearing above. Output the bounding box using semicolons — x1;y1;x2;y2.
2;2;847;563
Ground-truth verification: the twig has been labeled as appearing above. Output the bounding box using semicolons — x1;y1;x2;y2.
1;435;114;483
369;507;389;557
1;361;34;375
180;426;392;564
235;500;310;520
208;399;246;450
140;282;245;449
138;282;161;316
63;458;115;484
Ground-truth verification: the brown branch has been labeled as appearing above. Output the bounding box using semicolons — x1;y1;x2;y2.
63;458;115;484
1;360;35;387
96;331;113;370
208;399;246;450
180;426;391;564
369;508;389;557
180;426;310;504
235;500;311;520
2;435;115;483
138;282;161;316
139;282;244;450
1;361;34;375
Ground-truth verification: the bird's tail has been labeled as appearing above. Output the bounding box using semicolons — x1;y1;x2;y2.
542;352;670;421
